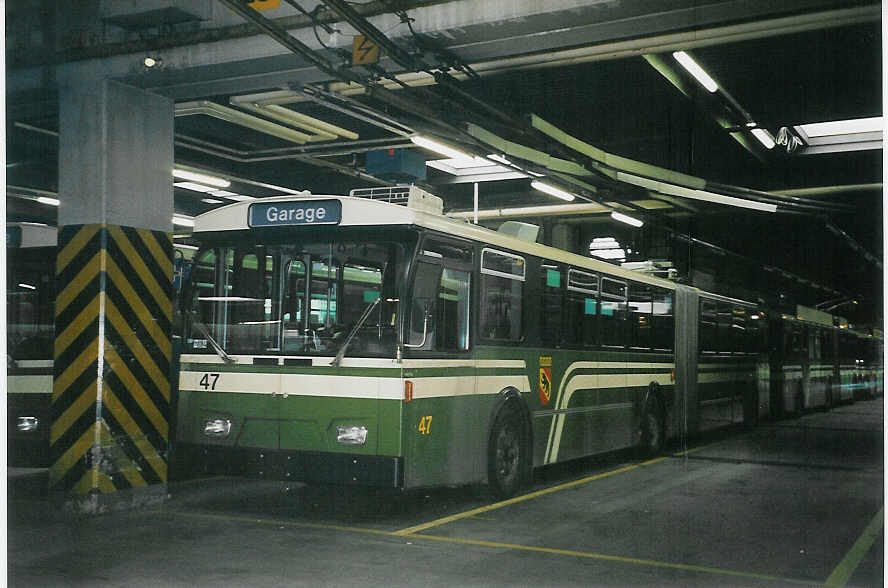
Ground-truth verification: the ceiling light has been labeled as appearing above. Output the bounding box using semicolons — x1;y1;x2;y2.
143;56;162;68
173;169;231;188
610;211;644;227
173;215;195;227
672;51;718;93
225;195;257;201
18;283;36;290
427;156;497;170
201;198;225;204
174;243;199;251
531;180;576;202
800;117;883;137
175;182;217;193
751;128;776;149
410;136;474;161
487;154;513;165
36;196;60;206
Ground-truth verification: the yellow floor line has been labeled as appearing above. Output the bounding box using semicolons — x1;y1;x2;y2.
177;509;396;537
394;440;725;537
823;507;884;587
176;508;814;585
412;534;816;586
392;463;640;536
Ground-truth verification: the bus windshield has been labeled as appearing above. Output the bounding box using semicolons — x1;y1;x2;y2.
184;235;409;357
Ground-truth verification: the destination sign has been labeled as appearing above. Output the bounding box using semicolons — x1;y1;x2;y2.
248;200;342;227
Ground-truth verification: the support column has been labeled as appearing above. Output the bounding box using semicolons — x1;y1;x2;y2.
52;79;174;513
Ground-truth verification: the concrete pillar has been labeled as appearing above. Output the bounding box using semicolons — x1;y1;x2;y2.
52;79;174;513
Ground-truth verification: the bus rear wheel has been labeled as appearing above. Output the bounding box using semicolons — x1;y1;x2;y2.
488;407;523;500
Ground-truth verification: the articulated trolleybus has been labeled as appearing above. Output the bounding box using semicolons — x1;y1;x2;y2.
176;188;764;498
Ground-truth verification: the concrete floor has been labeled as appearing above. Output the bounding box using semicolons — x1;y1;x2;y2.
8;399;884;587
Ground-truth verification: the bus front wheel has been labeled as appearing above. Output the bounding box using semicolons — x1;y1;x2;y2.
488;407;524;500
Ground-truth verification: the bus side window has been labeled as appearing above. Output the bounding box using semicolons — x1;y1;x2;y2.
651;288;674;351
629;282;652;350
600;278;627;348
480;249;525;342
540;265;563;345
700;300;717;353
566;268;598;347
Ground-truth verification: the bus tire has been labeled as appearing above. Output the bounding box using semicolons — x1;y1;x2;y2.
488;405;524;500
638;396;664;457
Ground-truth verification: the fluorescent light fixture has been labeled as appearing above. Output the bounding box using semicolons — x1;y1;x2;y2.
487;154;513;166
36;196;60;206
173;169;231;188
616;172;777;213
174;243;199;251
18;283;36;290
175;182;217;193
610;211;644;227
225;194;257;201
531;180;576;202
173;215;195;227
751;128;776;149
410;136;473;161
426;156;497;170
201;198;225;204
800;117;883;137
673;51;718;93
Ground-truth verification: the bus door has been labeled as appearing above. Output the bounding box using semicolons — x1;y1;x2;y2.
403;239;474;488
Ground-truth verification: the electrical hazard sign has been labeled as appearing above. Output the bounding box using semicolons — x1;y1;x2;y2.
539;356;553;405
352;35;380;66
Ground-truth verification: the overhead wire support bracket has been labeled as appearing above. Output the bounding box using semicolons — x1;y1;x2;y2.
217;0;365;85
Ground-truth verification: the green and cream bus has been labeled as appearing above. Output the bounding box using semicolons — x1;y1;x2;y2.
174;188;765;497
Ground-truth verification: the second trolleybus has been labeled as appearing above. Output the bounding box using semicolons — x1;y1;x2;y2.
174;188;766;497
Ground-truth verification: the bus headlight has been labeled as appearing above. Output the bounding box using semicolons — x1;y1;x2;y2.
16;416;39;433
336;425;368;446
203;418;232;438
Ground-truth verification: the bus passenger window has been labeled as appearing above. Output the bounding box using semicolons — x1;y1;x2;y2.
480;249;525;342
628;283;652;350
566;269;598;347
700;301;717;353
540;265;563;345
651;288;674;351
600;278;627;348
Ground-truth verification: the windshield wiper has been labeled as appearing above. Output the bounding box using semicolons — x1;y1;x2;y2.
331;297;382;367
190;315;235;364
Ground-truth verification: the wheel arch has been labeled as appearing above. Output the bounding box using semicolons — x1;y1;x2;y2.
485;386;534;484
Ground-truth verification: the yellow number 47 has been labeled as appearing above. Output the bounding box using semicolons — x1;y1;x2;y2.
418;415;433;435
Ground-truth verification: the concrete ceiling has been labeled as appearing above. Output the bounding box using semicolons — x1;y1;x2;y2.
5;0;883;325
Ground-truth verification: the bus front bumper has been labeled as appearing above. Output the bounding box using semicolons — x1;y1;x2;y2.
173;443;404;488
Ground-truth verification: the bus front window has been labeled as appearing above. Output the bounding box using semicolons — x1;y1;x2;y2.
185;238;403;357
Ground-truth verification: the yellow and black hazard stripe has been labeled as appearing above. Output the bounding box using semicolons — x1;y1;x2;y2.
50;224;172;493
